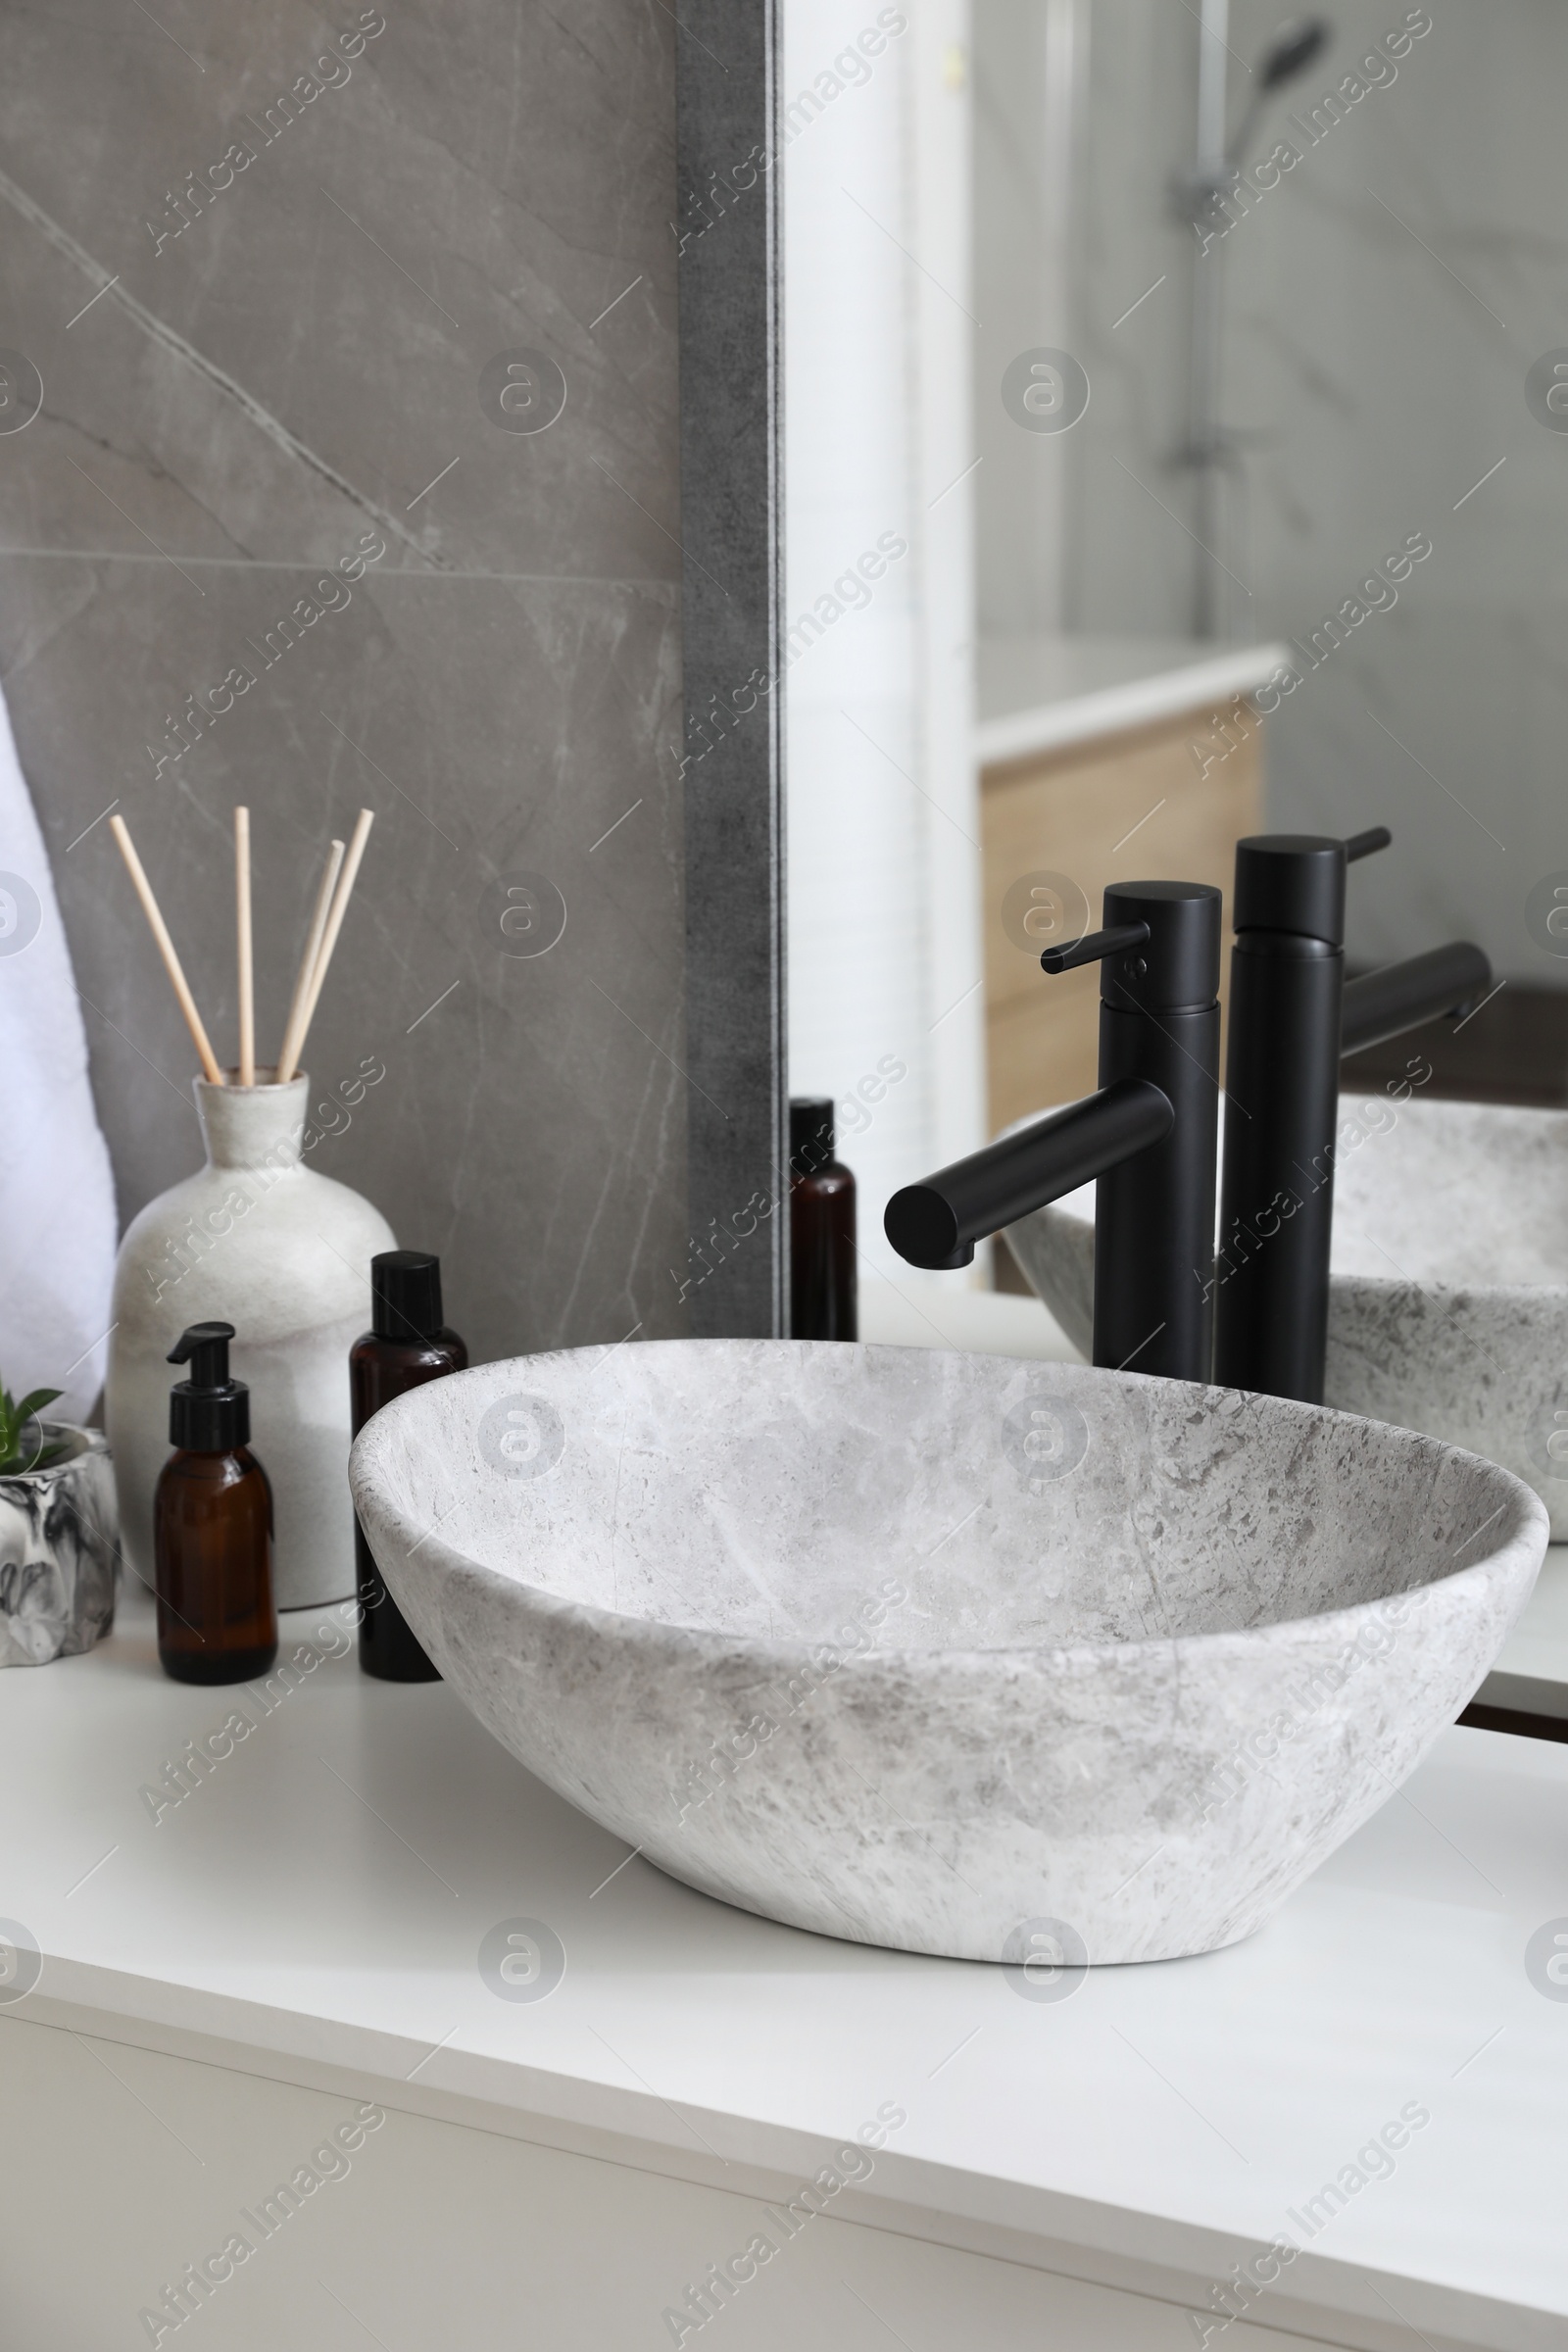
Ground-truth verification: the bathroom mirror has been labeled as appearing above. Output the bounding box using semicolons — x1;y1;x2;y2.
778;0;1568;1298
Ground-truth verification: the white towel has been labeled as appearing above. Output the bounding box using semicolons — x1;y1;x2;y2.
0;685;117;1423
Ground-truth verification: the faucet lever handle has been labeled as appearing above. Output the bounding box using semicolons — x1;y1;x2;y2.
1040;920;1150;976
1345;826;1392;864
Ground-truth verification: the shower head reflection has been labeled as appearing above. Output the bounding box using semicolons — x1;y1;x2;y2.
1259;16;1332;91
1226;16;1333;166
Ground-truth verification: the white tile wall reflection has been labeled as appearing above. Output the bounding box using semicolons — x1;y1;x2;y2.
1054;0;1568;988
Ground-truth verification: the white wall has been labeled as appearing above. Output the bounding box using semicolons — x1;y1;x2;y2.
784;0;984;1279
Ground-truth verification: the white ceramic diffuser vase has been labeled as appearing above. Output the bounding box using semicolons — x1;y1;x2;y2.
107;1073;395;1609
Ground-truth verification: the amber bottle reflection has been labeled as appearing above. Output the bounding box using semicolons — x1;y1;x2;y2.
789;1097;858;1341
352;1251;467;1682
154;1323;277;1685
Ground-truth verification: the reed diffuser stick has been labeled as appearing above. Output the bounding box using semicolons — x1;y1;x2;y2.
234;806;255;1087
109;813;226;1086
275;837;344;1085
274;808;373;1084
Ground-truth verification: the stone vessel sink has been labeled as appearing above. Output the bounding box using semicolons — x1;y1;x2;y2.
1005;1097;1568;1537
350;1341;1545;1967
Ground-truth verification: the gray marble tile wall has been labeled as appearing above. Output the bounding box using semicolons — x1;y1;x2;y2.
0;0;688;1365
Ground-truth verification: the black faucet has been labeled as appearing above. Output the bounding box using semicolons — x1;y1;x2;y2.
885;881;1223;1381
1213;829;1491;1403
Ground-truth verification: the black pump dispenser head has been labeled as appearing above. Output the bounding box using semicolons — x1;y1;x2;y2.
167;1322;249;1451
371;1250;445;1342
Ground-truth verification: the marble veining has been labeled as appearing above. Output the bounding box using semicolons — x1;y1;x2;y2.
350;1341;1546;1965
1006;1096;1568;1539
0;1425;118;1667
0;0;688;1371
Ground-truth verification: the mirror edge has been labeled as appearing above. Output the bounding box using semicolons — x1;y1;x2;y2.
677;0;788;1338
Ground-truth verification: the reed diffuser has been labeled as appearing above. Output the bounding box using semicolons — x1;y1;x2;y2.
105;809;396;1611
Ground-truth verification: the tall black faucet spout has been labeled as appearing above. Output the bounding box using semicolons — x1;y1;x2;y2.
887;879;1223;1381
884;1080;1172;1271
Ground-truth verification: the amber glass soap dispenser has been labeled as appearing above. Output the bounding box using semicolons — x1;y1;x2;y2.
155;1322;277;1685
351;1250;468;1682
790;1097;858;1340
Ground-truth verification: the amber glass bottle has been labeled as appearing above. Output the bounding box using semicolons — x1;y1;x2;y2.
155;1322;277;1685
789;1097;858;1341
351;1250;467;1682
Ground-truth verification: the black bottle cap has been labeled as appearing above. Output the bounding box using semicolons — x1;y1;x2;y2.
1233;834;1347;947
371;1250;445;1342
1101;880;1222;1012
790;1097;836;1173
168;1321;249;1451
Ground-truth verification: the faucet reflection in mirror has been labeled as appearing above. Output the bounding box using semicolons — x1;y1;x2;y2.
1216;828;1489;1400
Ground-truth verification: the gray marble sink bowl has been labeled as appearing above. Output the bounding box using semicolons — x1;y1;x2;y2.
349;1341;1545;1967
1006;1097;1568;1539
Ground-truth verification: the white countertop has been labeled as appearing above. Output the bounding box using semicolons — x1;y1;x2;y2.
859;1274;1082;1362
4;1573;1566;2352
976;634;1292;767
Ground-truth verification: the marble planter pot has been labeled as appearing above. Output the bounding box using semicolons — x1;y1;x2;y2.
107;1073;395;1610
0;1424;118;1667
351;1342;1546;1965
1004;1097;1568;1539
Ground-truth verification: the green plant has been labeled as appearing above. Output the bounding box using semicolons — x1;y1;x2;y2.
0;1380;68;1476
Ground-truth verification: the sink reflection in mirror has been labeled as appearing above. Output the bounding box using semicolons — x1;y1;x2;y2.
1006;1095;1568;1538
351;1341;1546;1968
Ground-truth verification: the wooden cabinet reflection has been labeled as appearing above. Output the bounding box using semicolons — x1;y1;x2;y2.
983;694;1262;1137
